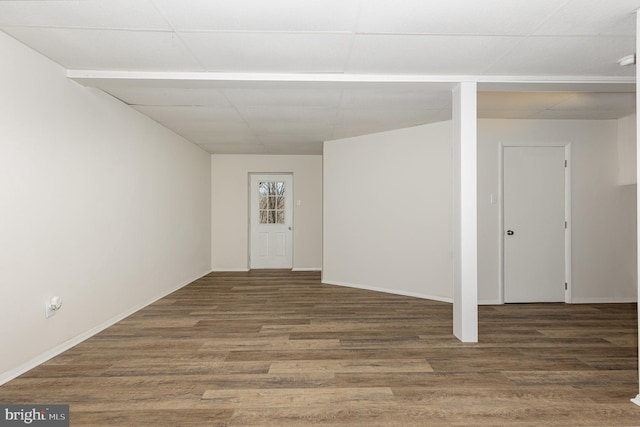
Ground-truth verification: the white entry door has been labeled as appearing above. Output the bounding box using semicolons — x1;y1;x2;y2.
249;174;293;269
503;146;566;303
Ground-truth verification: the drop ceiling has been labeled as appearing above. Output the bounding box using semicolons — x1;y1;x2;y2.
0;0;637;154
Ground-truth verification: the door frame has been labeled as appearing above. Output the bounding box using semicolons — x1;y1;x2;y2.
248;172;294;269
499;143;572;304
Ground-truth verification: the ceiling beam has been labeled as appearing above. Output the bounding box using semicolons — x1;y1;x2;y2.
67;70;635;92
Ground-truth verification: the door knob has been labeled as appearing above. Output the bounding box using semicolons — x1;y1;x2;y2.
506;230;514;236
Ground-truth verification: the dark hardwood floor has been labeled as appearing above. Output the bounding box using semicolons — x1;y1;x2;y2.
1;270;639;426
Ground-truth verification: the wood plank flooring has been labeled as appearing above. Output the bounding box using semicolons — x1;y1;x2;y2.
1;270;639;426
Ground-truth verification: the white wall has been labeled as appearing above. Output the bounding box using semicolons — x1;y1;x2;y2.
211;155;322;271
618;114;637;185
0;32;212;383
324;118;635;305
478;119;637;303
323;122;454;302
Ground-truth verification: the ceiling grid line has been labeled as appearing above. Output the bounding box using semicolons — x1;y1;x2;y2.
479;0;573;76
148;0;206;72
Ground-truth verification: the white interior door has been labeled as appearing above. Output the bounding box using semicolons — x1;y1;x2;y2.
250;174;293;269
503;146;566;303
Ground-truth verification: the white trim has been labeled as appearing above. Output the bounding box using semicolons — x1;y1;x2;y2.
636;11;640;405
248;173;294;270
322;279;453;304
564;144;572;304
478;299;502;305
571;297;637;304
452;82;478;343
498;143;505;304
211;268;322;272
0;269;212;386
67;69;635;85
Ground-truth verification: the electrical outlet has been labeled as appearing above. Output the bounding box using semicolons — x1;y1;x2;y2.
45;301;56;318
45;296;62;318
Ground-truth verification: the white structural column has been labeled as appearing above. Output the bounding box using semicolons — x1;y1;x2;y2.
632;10;640;408
452;82;478;343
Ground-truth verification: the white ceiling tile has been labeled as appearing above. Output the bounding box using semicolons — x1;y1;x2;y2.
260;142;323;155
133;105;243;124
477;92;636;119
258;134;322;143
484;36;635;76
196;143;266;154
170;121;253;135
179;32;353;73
176;130;260;146
478;92;576;111
239;106;336;124
223;88;342;108
356;0;561;35
478;110;540;119
0;0;170;29
549;93;635;112
250;121;333;138
347;35;522;74
532;110;628;120
339;88;451;109
191;134;260;144
153;0;360;32
105;87;231;106
169;122;256;144
534;0;639;36
184;130;259;143
2;27;203;71
337;107;439;125
331;123;413;140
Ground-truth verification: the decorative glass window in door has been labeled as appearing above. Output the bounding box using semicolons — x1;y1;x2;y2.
259;181;286;224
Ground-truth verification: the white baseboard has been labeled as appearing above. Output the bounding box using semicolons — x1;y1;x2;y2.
322;279;453;304
212;268;321;272
631;394;640;407
477;297;636;305
571;296;637;304
212;268;320;272
478;299;502;305
0;268;212;386
478;297;637;305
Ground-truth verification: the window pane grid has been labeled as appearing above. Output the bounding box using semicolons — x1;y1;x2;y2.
259;181;286;224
